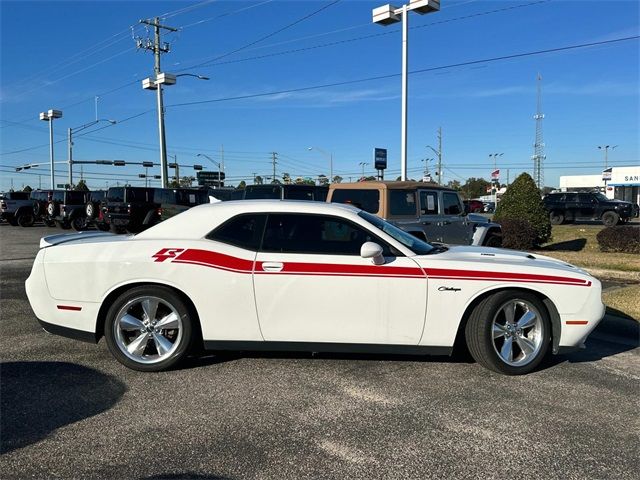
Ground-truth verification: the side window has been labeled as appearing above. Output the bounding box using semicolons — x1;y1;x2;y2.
419;191;439;215
389;190;417;216
330;189;380;214
207;214;267;251
443;192;462;215
577;193;593;203
262;214;388;255
52;191;64;202
107;188;124;203
564;193;577;202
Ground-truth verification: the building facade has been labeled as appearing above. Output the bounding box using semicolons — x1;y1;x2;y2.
559;166;640;206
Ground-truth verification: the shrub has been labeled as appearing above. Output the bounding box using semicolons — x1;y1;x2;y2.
494;173;551;246
496;218;538;251
596;226;640;254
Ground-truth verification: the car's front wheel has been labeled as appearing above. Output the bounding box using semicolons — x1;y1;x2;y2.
465;291;550;375
104;286;194;372
71;215;88;231
602;211;619;227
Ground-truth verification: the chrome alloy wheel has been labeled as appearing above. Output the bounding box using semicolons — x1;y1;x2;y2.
491;299;544;367
113;296;183;365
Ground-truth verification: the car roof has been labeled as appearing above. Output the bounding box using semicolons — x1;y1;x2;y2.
329;180;452;191
135;200;362;240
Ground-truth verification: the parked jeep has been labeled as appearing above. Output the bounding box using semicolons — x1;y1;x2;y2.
0;191;34;226
43;190;91;230
102;186;209;233
327;181;502;246
543;192;637;226
242;184;328;201
31;190;57;226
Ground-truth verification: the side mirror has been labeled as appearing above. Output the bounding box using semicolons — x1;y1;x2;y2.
361;242;385;265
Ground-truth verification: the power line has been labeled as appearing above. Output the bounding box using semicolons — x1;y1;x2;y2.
176;0;343;72
166;35;640;110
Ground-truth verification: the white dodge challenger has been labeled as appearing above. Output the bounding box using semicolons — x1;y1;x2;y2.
26;201;605;374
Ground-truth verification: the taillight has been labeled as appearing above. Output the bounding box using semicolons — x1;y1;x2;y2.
0;201;6;209
127;204;131;214
157;208;162;216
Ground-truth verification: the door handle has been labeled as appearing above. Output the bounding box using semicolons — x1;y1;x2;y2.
261;262;284;272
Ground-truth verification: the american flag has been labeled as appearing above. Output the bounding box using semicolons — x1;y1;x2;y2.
491;169;500;180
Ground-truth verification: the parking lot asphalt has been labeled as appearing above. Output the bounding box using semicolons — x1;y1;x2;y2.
1;223;638;480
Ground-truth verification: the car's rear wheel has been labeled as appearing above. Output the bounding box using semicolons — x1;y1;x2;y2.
602;211;619;227
16;212;35;227
96;222;110;231
549;211;564;225
104;286;194;372
465;291;550;375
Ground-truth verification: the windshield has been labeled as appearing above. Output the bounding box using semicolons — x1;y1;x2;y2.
593;193;609;202
358;211;434;255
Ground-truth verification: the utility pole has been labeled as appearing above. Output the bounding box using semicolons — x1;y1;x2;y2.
221;145;225;174
532;73;546;190
252;172;257;184
137;17;177;188
271;152;278;184
427;127;442;185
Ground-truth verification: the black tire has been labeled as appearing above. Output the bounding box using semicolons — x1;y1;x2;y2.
484;234;502;248
96;222;110;232
33;201;42;217
465;290;551;375
71;215;88;231
104;285;194;372
46;201;58;217
602;211;619;227
44;218;57;227
16;212;35;227
85;202;96;219
7;216;18;226
56;220;71;230
109;223;123;234
549;211;564;225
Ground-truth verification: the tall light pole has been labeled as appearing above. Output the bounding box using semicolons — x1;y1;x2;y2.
372;0;440;181
597;145;618;169
142;73;209;187
359;162;369;179
39;109;63;189
68;119;116;186
197;153;222;188
307;146;333;183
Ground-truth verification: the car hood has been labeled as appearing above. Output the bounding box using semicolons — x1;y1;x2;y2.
413;245;590;277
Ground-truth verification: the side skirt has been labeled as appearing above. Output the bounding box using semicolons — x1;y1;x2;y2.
203;340;451;356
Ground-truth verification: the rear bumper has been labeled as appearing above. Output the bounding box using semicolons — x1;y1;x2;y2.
37;318;98;343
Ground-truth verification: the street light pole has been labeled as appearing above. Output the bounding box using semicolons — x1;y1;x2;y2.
68;119;116;186
308;146;333;182
359;162;369;179
597;145;618;169
39;109;62;189
373;1;440;181
197;153;222;188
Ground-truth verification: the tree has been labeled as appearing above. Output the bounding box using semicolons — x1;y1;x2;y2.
74;180;89;191
179;176;194;187
237;181;246;190
332;175;343;184
282;173;291;184
254;176;263;185
318;175;329;186
446;180;461;191
494;172;551;247
461;177;490;199
23;185;33;192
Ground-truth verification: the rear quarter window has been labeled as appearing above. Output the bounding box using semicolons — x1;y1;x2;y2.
207;214;267;251
330;189;380;214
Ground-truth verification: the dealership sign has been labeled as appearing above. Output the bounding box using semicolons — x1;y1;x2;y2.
602;167;612;181
374;148;387;170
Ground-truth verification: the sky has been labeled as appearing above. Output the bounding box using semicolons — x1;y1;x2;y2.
0;0;638;191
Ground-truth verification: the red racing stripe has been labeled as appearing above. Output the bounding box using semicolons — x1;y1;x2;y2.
424;268;590;286
263;261;425;278
173;249;254;273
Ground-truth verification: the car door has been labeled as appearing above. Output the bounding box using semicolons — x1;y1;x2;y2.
441;191;472;245
253;213;427;345
577;193;597;219
417;189;444;242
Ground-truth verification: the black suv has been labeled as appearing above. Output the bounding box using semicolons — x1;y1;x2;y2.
543;192;637;226
241;184;328;201
44;190;91;230
102;186;209;233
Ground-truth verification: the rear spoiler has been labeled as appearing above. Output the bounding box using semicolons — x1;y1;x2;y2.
40;231;117;248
